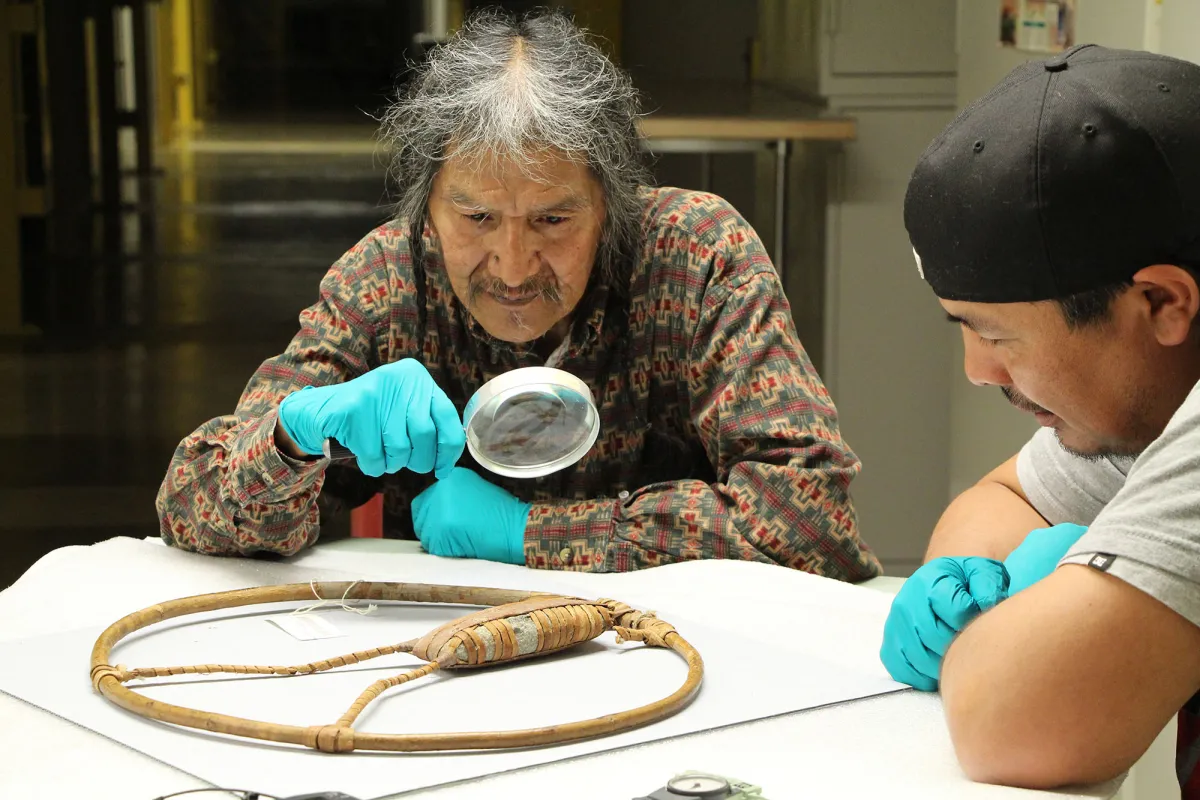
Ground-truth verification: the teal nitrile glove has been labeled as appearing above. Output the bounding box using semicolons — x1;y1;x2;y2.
880;556;1009;691
276;359;465;479
1003;523;1088;595
412;467;530;564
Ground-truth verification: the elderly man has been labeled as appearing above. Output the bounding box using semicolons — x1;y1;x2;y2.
880;45;1200;793
156;9;880;580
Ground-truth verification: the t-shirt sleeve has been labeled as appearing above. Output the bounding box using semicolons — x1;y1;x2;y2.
1016;426;1132;525
1060;383;1200;628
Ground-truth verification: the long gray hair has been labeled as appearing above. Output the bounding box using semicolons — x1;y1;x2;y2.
378;8;651;287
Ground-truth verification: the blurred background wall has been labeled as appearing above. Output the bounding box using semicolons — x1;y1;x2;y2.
1;0;1197;588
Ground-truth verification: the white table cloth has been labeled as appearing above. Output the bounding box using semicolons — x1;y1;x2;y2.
0;537;1120;800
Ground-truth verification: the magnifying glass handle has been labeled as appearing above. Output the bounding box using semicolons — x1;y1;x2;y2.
322;439;356;461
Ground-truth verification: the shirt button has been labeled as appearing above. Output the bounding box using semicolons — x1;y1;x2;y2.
559;547;572;562
618;490;629;500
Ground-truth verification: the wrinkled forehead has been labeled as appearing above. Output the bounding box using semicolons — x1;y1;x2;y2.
436;147;603;210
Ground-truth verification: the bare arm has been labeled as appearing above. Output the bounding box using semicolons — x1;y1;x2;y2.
925;455;1049;562
941;563;1200;788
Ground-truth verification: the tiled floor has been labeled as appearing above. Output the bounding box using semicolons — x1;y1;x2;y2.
2;125;390;588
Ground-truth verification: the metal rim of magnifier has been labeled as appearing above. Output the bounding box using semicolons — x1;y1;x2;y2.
463;366;600;479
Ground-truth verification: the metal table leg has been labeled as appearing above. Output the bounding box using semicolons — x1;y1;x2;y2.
773;137;789;284
699;152;713;193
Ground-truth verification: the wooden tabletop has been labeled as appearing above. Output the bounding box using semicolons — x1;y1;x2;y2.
639;116;856;141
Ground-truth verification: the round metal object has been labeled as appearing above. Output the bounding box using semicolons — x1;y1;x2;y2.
463;366;600;479
666;774;731;798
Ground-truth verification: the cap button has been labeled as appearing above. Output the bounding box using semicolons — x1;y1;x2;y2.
1044;57;1069;72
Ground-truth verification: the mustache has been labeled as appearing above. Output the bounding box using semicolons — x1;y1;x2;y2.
468;271;563;307
1002;386;1049;415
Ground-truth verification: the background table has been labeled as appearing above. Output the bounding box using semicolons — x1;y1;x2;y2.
0;537;1126;800
638;115;855;287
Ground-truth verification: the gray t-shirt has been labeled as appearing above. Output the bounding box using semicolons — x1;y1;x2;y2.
1017;379;1200;628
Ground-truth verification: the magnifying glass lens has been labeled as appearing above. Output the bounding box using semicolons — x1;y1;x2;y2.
464;368;600;478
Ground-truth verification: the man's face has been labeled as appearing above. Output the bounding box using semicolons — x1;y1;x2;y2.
427;150;606;344
942;293;1187;459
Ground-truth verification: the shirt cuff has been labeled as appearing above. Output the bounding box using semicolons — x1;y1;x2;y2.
1061;549;1200;630
226;410;327;506
524;498;620;572
1065;537;1200;633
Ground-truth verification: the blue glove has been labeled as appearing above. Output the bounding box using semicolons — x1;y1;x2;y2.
1003;523;1088;595
880;556;1009;691
412;467;530;564
277;359;465;479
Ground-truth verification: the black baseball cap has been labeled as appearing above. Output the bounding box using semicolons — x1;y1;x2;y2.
905;44;1200;303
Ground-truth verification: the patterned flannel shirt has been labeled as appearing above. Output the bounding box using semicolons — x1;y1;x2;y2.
156;187;882;580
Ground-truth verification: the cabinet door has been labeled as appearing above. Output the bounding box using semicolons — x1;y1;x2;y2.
822;0;958;97
822;106;959;573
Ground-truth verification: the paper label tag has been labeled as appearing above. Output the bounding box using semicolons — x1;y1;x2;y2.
268;613;344;641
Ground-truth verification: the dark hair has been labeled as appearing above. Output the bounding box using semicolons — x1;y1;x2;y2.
1055;280;1135;328
1054;262;1200;329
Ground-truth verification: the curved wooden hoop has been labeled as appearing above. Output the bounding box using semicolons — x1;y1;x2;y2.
90;581;704;752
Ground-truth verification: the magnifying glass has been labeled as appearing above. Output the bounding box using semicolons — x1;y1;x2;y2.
321;366;600;479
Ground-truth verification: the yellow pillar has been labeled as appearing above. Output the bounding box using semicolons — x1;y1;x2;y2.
171;0;197;137
447;0;464;33
0;4;24;332
154;0;200;146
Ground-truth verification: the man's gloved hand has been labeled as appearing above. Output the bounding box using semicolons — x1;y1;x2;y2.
1003;522;1088;595
412;467;530;564
276;359;465;479
880;556;1009;691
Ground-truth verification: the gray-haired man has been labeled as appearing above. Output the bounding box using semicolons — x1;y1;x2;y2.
156;9;880;581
